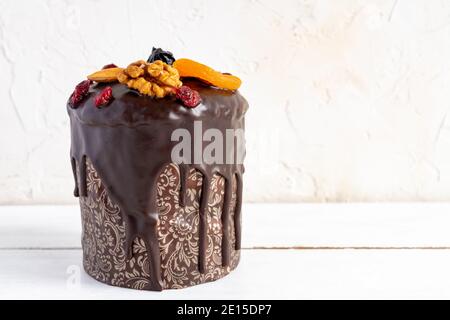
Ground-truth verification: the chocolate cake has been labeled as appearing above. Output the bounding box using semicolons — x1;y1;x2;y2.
67;49;248;291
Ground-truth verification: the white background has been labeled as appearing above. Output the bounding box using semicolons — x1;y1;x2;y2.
2;0;450;204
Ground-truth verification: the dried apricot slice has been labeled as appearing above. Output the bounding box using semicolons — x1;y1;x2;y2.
173;58;241;91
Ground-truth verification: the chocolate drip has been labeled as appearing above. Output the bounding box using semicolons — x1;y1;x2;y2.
140;220;163;291
123;215;136;260
68;80;247;290
70;157;79;197
221;176;232;266
234;173;243;250
198;172;210;273
178;164;189;207
78;156;88;197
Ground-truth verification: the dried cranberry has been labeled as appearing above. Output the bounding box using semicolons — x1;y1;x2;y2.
102;63;118;69
175;86;202;108
147;47;175;65
70;80;92;108
94;86;113;108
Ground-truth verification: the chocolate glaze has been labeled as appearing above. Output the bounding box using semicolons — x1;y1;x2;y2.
67;80;248;291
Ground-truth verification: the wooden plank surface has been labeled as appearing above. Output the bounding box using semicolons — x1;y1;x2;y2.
2;203;450;249
2;204;450;299
2;249;450;299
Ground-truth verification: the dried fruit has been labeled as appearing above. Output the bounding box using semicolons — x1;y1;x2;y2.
173;58;241;90
70;80;92;107
88;67;124;82
176;86;202;108
147;47;175;65
94;87;113;108
102;63;118;69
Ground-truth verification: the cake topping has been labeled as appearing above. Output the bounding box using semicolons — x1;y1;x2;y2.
173;58;241;90
147;47;175;65
69;80;92;108
88;60;183;98
81;48;241;108
94;86;113;108
118;60;182;98
87;67;123;82
175;85;202;108
125;64;145;78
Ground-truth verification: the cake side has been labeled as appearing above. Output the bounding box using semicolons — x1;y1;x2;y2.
80;159;240;290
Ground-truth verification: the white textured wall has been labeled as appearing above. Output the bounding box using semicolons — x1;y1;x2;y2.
1;0;450;203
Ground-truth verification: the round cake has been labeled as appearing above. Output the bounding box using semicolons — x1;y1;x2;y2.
67;49;248;291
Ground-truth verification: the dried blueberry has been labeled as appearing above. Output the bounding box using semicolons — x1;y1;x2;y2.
147;47;175;65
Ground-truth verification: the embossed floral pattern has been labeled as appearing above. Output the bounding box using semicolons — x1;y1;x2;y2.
79;158;240;290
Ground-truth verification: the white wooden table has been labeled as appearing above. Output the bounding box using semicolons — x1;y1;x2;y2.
2;203;450;299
